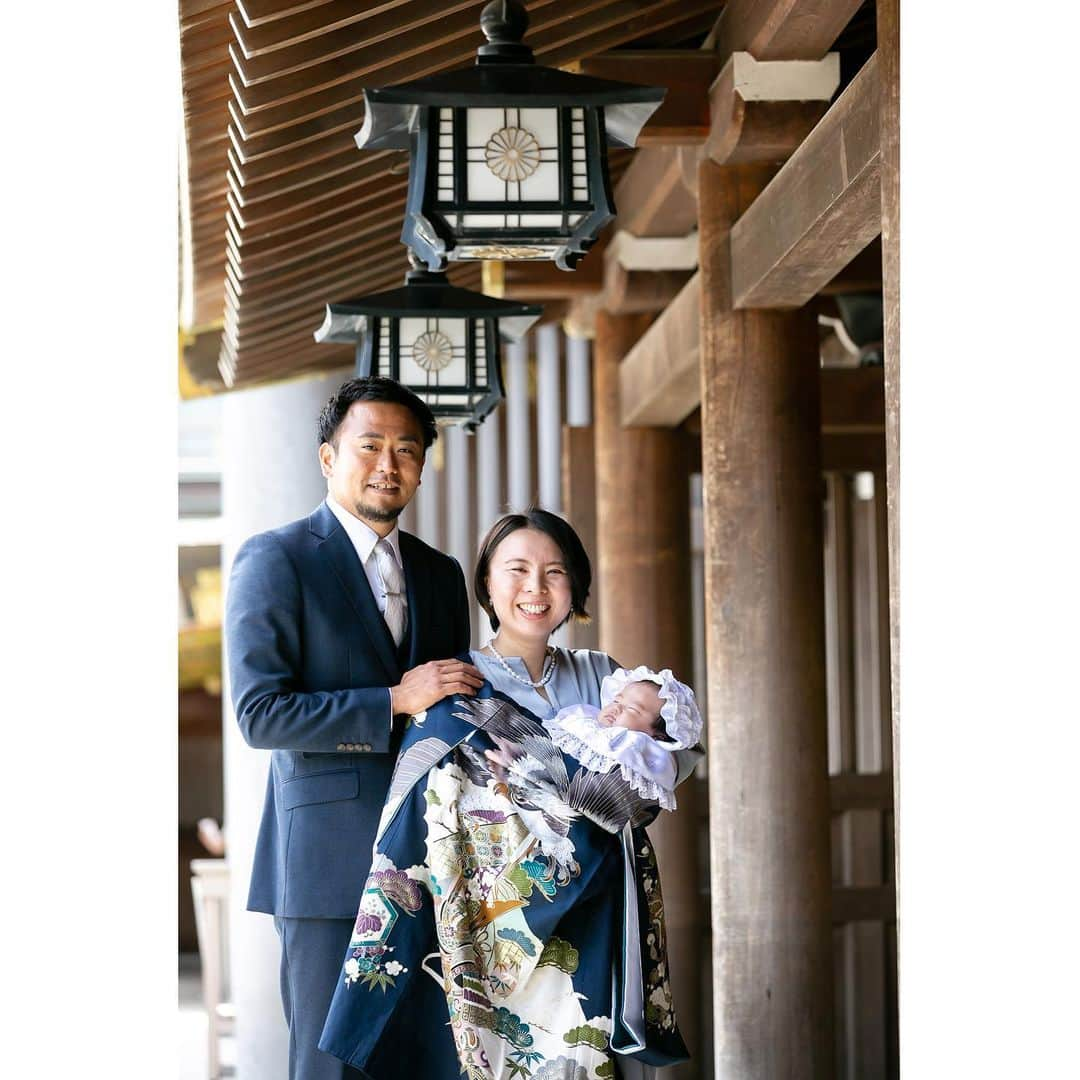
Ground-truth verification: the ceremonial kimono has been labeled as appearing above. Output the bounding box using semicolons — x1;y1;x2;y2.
318;661;689;1079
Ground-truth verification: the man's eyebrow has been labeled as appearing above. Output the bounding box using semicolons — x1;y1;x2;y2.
355;431;420;442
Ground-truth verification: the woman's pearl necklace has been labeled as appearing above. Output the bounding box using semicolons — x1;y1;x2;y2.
486;640;558;689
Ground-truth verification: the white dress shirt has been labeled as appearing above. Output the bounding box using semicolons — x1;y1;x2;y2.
325;494;406;621
326;495;407;734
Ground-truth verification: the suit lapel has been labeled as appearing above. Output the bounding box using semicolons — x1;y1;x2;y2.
312;504;400;681
400;531;430;670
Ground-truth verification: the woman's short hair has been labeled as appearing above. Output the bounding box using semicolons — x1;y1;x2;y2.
474;508;592;633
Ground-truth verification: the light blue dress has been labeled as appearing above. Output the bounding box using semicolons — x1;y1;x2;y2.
469;646;619;717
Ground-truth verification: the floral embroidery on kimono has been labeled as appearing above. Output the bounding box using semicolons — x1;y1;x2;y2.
317;684;689;1079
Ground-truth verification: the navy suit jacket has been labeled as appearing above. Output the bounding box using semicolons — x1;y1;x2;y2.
225;500;471;918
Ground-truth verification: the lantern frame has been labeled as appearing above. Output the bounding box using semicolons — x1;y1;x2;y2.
315;267;542;430
354;0;665;271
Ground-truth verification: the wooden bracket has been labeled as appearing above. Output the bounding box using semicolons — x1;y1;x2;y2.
705;51;839;165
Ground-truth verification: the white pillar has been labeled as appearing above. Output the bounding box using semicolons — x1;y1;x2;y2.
504;337;532;510
565;334;592;427
690;471;707;778
535;323;562;513
398;493;418;536
221;368;349;1080
444;424;474;626
476;405;503;535
415;435;443;550
475;405;503;644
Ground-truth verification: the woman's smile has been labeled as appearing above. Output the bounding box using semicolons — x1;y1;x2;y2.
517;601;550;619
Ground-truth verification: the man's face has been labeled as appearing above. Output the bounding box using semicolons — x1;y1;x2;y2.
319;401;425;531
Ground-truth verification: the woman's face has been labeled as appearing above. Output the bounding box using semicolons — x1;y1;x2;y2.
486;527;573;645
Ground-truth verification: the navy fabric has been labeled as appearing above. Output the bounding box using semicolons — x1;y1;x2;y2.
226;500;471;918
275;917;368;1080
317;684;689;1075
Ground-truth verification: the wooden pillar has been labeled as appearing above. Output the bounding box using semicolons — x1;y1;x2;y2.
593;309;702;1077
877;0;901;930
698;157;834;1078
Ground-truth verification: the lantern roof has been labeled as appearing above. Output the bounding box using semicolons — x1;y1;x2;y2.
314;269;543;345
356;0;665;152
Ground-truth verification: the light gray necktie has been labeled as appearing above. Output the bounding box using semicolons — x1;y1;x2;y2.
374;538;407;647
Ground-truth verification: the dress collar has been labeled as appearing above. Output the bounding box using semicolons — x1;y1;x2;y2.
325;494;402;566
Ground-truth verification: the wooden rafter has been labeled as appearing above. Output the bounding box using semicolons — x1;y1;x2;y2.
713;0;866;61
182;0;729;387
573;50;718;143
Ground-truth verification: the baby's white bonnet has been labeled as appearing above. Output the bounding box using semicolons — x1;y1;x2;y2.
600;665;703;751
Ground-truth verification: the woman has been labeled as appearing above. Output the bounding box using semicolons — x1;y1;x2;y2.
470;508;615;740
318;510;688;1078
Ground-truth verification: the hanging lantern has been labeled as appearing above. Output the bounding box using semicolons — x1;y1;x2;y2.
314;262;541;430
354;0;665;271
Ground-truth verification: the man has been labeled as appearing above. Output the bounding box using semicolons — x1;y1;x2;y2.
225;376;483;1080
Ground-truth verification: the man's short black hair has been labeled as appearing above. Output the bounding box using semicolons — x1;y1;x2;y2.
474;508;592;633
317;376;438;451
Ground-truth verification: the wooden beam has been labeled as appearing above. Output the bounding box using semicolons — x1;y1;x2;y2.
599;226;697;315
574;50;719;144
821;237;883;294
830;772;894;812
821;431;885;472
482;248;606;302
605;230;698;271
705;51;838;165
714;0;865;61
832;885;897;925
621;274;891;429
729;52;882;309
560;294;600;340
604;262;693;315
620;274;700;425
820;366;885;435
624;311;885;472
613;146;698;237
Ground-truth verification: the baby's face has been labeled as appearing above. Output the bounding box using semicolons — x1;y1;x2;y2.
598;681;664;737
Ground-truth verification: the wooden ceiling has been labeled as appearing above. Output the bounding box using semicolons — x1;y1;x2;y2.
179;0;724;390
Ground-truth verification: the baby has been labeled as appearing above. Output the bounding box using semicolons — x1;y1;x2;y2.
544;666;703;810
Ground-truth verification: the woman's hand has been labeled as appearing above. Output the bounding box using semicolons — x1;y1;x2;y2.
390;658;483;716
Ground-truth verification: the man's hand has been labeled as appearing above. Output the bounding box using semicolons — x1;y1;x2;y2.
390;658;484;716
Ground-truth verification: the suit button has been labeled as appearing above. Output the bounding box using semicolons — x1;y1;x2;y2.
361;743;372;752
336;743;347;751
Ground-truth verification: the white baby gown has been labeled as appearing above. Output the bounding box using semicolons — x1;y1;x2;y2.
544;704;680;810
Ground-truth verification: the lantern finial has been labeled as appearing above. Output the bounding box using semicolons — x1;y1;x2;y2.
478;0;532;63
